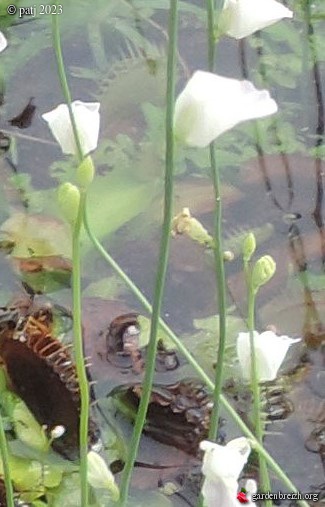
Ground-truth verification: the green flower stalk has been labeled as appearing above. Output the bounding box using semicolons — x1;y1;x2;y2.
247;285;272;505
51;8;91;506
204;0;227;446
118;1;179;504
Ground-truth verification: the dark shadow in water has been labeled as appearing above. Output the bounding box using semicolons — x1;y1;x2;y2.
288;223;325;345
239;37;294;212
305;1;325;270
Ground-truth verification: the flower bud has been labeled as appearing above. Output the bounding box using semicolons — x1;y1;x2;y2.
57;182;80;225
76;155;95;188
223;250;235;262
171;208;213;247
50;425;66;440
87;451;119;501
242;232;256;262
251;255;276;291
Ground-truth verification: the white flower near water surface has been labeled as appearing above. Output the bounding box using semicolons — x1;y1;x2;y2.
200;437;251;507
0;32;7;53
174;71;277;148
237;330;301;382
42;101;100;156
220;0;293;39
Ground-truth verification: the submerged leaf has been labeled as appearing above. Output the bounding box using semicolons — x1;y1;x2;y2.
137;315;175;350
182;313;246;378
0;213;72;258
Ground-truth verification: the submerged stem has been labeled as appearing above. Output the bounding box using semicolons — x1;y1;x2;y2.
118;1;178;505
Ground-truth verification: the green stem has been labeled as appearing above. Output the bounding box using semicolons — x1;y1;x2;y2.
118;1;178;505
208;143;227;440
205;0;227;443
52;8;89;506
83;210;309;507
72;192;90;506
247;288;272;505
52;9;84;161
0;412;14;507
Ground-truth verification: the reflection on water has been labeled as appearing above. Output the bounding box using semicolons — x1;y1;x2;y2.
0;0;324;503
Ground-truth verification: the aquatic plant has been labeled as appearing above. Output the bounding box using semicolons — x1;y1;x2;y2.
0;0;322;506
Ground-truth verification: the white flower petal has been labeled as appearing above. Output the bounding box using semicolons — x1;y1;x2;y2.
200;438;251;507
174;71;277;147
202;476;239;507
245;478;258;496
0;32;7;53
42;100;100;155
237;330;301;382
221;0;293;39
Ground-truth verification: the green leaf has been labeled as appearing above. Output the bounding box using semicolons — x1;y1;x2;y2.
1;390;48;452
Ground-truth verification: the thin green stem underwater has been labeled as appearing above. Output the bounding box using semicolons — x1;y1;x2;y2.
0;411;14;507
247;289;272;505
52;8;89;506
83;209;309;507
118;1;178;504
205;0;227;443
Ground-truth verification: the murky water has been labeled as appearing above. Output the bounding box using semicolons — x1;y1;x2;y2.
0;0;324;505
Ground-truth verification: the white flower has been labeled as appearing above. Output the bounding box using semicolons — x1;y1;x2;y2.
237;330;301;382
42;101;100;155
174;71;277;148
0;32;7;53
200;438;251;507
220;0;293;39
87;451;119;501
